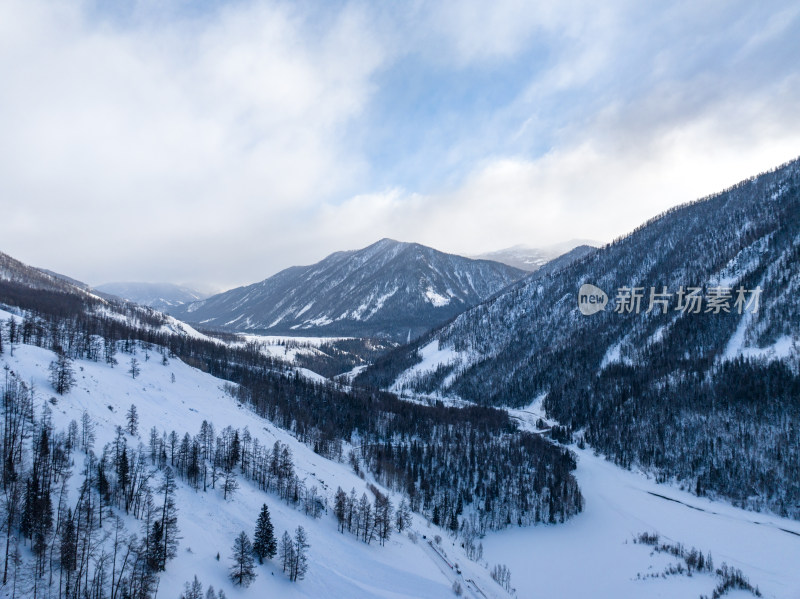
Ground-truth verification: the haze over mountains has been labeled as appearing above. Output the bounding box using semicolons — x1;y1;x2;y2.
472;239;599;271
96;281;210;312
170;238;529;340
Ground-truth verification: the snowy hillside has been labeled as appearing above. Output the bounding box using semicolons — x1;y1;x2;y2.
0;264;581;599
0;251;98;299
3;313;797;598
0;312;509;599
170;239;526;341
359;157;800;520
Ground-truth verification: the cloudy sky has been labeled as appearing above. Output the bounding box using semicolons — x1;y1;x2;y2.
1;0;799;290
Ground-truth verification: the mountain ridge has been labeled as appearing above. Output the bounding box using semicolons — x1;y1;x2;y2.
171;238;528;340
357;156;800;518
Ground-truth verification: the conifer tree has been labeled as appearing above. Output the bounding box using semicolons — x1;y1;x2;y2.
253;504;277;563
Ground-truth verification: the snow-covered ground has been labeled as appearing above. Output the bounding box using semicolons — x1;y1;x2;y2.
390;339;469;397
3;308;798;599
492;405;800;599
0;334;505;599
235;334;338;364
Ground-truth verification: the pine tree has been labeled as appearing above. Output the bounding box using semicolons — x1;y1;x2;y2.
229;531;256;587
253;504;277;563
48;353;75;395
334;487;347;532
147;520;164;572
449;511;459;534
126;404;139;436
59;508;77;582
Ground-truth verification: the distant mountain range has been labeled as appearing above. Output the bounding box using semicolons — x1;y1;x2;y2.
471;239;599;271
170;238;529;341
96;282;210;312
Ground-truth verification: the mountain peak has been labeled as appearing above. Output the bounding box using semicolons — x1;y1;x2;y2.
171;240;527;340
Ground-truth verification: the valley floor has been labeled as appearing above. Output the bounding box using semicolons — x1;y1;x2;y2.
482;407;800;599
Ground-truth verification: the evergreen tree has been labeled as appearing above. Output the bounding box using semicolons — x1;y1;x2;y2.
126;404;139;436
253;504;277;563
48;353;75;395
334;487;347;532
59;508;77;582
147;520;164;572
229;531;256;587
448;511;459;534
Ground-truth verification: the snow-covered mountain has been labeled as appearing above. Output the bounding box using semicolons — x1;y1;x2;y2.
2;197;799;598
96;281;210;312
471;239;599;271
171;238;527;340
359;157;800;519
0;251;581;598
1;250;97;297
2;300;797;599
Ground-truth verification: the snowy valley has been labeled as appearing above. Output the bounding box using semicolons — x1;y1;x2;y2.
1;314;798;599
1;159;800;599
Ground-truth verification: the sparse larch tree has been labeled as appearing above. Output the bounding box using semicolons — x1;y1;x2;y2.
280;530;294;575
291;525;309;582
128;358;141;379
229;531;256;587
125;404;139;436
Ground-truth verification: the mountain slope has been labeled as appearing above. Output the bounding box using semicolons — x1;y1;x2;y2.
1;250;99;297
172;238;527;340
0;251;578;599
358;157;800;517
96;281;209;311
0;317;507;599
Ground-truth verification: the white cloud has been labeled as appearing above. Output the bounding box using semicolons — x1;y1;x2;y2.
0;0;383;287
318;83;800;256
0;0;798;290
